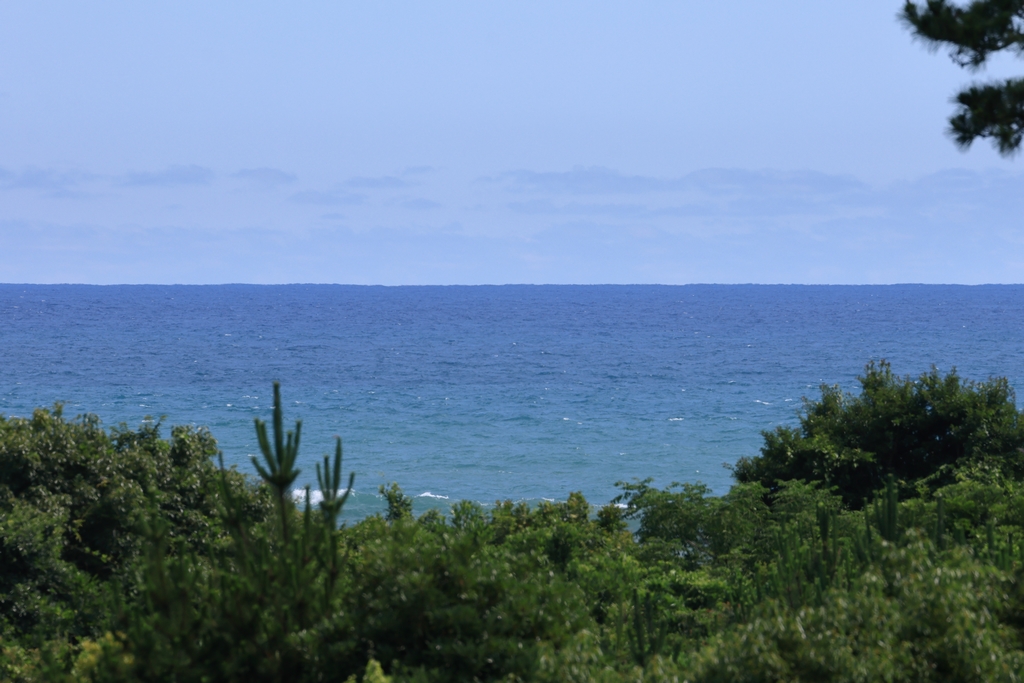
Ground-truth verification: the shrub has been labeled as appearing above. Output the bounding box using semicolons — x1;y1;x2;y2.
735;361;1024;507
687;539;1024;682
0;406;269;643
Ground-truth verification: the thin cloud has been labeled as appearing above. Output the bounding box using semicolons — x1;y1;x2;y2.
682;169;866;198
122;165;215;187
233;167;297;186
290;190;365;206
497;166;679;195
401;198;441;210
346;175;409;189
508;199;646;217
0;166;95;196
497;168;871;223
496;166;867;200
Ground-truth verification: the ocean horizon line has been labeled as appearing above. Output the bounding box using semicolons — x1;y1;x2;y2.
3;282;1023;288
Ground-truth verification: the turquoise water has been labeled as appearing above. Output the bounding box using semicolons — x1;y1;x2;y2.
2;284;1023;519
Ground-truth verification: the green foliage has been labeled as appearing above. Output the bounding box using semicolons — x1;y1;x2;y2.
380;483;414;522
535;628;683;683
344;659;391;683
624;590;670;668
318;438;354;529
614;479;717;569
331;516;593;682
252;382;302;540
75;391;618;683
0;497;100;644
735;361;1024;507
689;539;1024;682
10;364;1024;681
0;406;269;644
80;384;355;683
902;0;1024;155
614;479;775;573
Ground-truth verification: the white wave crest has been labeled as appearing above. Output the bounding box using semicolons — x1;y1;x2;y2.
292;488;353;505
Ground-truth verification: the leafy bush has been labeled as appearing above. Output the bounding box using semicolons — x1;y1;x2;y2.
735;361;1024;507
8;364;1024;681
688;539;1024;682
0;406;269;644
329;516;593;682
77;387;613;683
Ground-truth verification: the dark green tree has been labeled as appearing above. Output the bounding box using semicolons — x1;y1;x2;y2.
902;0;1024;154
734;361;1024;507
0;406;270;643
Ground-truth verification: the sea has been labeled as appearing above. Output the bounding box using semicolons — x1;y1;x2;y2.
2;284;1023;520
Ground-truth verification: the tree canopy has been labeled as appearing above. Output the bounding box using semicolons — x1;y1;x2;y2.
734;361;1024;506
7;373;1024;681
902;0;1024;154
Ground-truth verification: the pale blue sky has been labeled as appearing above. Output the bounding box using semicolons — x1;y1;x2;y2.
2;1;1022;284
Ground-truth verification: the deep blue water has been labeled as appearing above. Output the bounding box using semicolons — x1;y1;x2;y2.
2;284;1023;519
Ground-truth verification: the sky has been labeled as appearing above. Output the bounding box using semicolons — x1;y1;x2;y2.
2;1;1023;285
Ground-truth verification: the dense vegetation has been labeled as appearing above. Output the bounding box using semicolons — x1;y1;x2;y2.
3;363;1024;681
